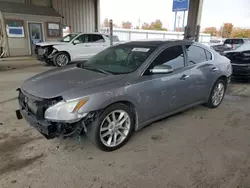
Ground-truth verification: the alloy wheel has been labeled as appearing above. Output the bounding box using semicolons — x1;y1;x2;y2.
99;110;131;147
56;54;69;66
212;82;225;106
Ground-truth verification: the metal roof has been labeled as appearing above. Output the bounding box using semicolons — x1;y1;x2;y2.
0;1;62;17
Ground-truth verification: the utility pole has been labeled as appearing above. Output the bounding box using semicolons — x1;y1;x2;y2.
220;23;224;38
177;15;181;31
109;19;113;46
138;18;141;28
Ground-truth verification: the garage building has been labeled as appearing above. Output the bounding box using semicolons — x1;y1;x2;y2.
0;0;100;57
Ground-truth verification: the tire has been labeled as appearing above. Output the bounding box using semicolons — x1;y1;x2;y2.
44;59;53;66
53;52;70;67
86;103;135;152
204;78;226;108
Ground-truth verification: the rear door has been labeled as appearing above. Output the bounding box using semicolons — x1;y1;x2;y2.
184;44;218;103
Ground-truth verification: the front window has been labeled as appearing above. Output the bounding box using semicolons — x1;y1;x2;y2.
151;45;184;70
105;35;120;42
84;45;155;74
59;34;78;42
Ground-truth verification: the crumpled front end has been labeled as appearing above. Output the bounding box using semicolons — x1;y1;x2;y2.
15;89;93;139
35;45;55;64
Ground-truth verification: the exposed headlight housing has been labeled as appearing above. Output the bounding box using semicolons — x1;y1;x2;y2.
48;48;58;57
44;97;89;123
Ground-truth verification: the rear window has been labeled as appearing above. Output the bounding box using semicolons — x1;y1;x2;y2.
105;35;120;42
210;40;221;43
224;39;244;44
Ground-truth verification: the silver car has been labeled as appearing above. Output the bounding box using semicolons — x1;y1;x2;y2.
16;40;232;151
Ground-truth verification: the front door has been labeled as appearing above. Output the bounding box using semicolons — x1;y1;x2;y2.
71;34;107;61
28;23;44;54
139;45;190;122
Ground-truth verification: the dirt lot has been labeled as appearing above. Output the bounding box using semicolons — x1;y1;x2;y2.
1;60;250;188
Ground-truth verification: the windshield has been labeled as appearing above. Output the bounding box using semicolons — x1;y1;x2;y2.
105;35;120;42
224;39;244;44
59;34;78;42
84;45;155;74
235;43;250;51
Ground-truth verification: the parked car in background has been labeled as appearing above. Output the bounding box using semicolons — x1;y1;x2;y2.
212;38;249;54
208;38;224;47
35;32;122;67
16;40;232;151
35;33;79;62
222;42;250;79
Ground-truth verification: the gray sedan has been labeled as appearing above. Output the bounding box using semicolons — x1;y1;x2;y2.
16;40;232;151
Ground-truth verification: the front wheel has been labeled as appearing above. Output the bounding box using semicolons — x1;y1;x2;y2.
204;79;226;108
53;52;70;67
86;103;135;151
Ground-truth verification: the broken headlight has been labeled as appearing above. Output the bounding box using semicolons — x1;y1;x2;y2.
44;97;89;123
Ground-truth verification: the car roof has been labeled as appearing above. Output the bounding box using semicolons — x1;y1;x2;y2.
71;32;118;37
121;39;195;47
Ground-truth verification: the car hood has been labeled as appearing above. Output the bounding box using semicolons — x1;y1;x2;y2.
36;41;67;47
21;66;124;99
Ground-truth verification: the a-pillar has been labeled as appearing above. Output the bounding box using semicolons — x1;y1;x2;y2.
184;0;204;41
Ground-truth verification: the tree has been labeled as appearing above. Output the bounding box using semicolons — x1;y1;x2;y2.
103;18;109;27
141;22;151;30
204;27;217;36
113;23;119;28
141;20;167;31
231;28;250;38
122;21;132;29
150;19;167;31
220;23;233;38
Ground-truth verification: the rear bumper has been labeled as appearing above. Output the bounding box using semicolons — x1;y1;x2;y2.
232;65;250;77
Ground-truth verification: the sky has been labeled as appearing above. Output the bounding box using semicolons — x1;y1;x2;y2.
100;0;250;30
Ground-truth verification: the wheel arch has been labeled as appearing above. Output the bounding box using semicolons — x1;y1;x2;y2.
101;100;139;131
58;51;71;61
217;75;228;89
206;75;228;103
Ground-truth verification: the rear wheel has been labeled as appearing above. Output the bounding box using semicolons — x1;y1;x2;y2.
53;52;70;67
86;103;135;151
204;79;226;108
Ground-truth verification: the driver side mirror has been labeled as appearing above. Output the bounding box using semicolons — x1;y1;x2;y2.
73;40;80;45
150;65;173;74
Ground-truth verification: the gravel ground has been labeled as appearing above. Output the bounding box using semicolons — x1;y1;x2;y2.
1;61;250;188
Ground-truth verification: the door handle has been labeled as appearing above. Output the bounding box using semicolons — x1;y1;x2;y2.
211;67;219;72
84;45;90;47
180;74;190;80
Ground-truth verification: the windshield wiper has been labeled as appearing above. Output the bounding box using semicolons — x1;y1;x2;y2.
83;66;112;75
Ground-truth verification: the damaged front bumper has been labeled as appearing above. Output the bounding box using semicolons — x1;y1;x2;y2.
16;109;57;139
35;46;56;64
16;89;95;140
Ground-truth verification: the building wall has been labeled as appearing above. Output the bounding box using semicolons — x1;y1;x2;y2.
31;0;51;6
0;0;25;3
52;0;99;33
3;12;61;56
